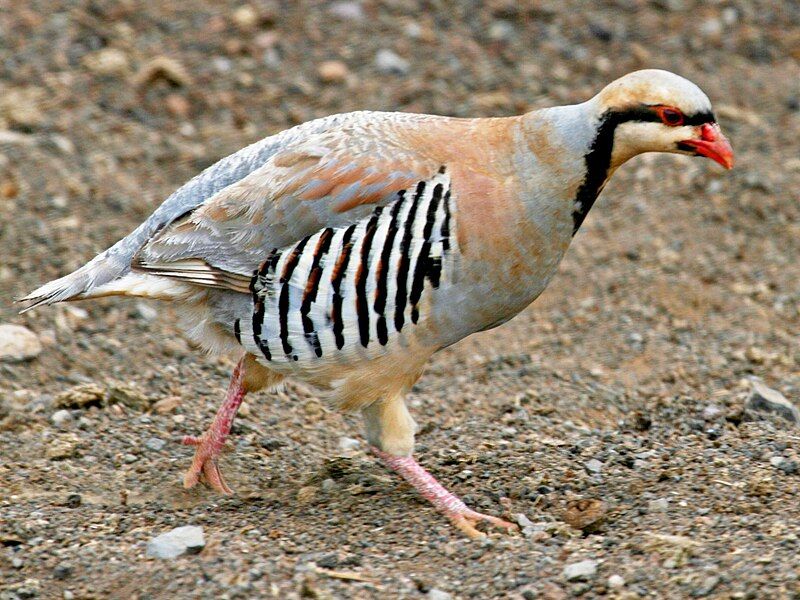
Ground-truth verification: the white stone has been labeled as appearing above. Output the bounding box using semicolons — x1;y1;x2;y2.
375;49;409;75
515;513;534;528
327;1;364;21
608;574;625;589
0;324;42;363
145;437;166;452
136;302;159;322
427;590;453;600
746;379;800;424
51;410;73;428
146;525;205;559
563;559;598;581
585;459;603;474
648;497;669;512
338;436;360;451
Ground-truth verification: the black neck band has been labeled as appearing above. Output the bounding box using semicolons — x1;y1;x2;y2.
571;106;715;235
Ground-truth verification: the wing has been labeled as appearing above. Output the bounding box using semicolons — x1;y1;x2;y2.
132;112;446;284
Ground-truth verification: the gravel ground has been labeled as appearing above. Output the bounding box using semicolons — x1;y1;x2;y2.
1;1;799;598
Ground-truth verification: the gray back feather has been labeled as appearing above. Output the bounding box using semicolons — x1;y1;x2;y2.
19;112;357;309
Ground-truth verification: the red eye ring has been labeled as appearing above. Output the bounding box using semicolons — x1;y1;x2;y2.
656;106;685;126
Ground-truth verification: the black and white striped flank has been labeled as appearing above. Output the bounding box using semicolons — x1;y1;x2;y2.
239;170;455;365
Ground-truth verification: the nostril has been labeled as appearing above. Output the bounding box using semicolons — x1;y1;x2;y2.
700;123;717;142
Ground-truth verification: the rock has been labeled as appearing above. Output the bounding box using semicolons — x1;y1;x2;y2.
770;455;785;468
135;302;159;322
584;459;603;474
152;396;181;414
647;497;669;512
296;486;318;504
515;513;534;528
702;404;723;420
145;437;166;451
1;87;46;130
563;498;607;532
82;48;129;76
317;60;349;83
327;1;364;21
338;436;360;452
107;382;151;411
53;563;73;580
488;20;515;42
745;346;766;363
260;438;285;450
164;94;190;118
0;324;43;363
374;49;409;75
745;379;799;424
563;559;598;581
54;384;105;409
146;526;205;559
608;574;625;589
427;590;452;600
232;5;259;31
51;409;73;428
46;438;79;460
133;57;193;88
693;575;720;597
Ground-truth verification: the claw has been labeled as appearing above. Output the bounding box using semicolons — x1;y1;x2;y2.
450;509;519;539
372;446;519;539
182;433;234;495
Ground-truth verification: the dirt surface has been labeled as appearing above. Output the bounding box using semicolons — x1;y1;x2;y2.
1;1;800;598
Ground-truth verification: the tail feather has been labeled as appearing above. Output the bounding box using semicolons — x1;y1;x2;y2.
17;253;130;313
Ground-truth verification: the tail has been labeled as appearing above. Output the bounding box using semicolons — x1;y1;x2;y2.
17;220;162;312
17;113;338;312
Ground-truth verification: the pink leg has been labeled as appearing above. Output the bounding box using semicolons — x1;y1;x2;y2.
181;357;247;494
372;447;518;538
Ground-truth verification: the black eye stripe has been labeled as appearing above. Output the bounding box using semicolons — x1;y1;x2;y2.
606;105;715;127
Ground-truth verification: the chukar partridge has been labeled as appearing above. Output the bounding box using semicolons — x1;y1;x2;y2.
21;69;733;538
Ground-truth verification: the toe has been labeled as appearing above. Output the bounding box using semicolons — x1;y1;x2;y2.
451;514;487;539
202;459;233;495
183;465;201;489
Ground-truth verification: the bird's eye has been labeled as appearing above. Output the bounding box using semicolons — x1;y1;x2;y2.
657;107;685;126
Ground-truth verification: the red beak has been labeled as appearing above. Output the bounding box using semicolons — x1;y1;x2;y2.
679;123;734;169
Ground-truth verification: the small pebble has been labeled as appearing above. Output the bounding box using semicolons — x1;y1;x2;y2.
135;302;159;321
317;60;349;83
146;525;205;559
53;563;73;580
51;409;73;428
563;559;598;581
145;437;166;452
375;49;409;75
584;459;603;474
327;1;364;21
648;497;669;512
338;436;360;452
0;324;43;363
746;379;800;424
608;574;625;589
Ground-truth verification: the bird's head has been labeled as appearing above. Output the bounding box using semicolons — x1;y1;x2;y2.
590;69;734;170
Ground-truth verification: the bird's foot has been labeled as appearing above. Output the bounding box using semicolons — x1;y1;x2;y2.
181;432;232;495
180;357;248;495
371;446;518;539
447;506;518;540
